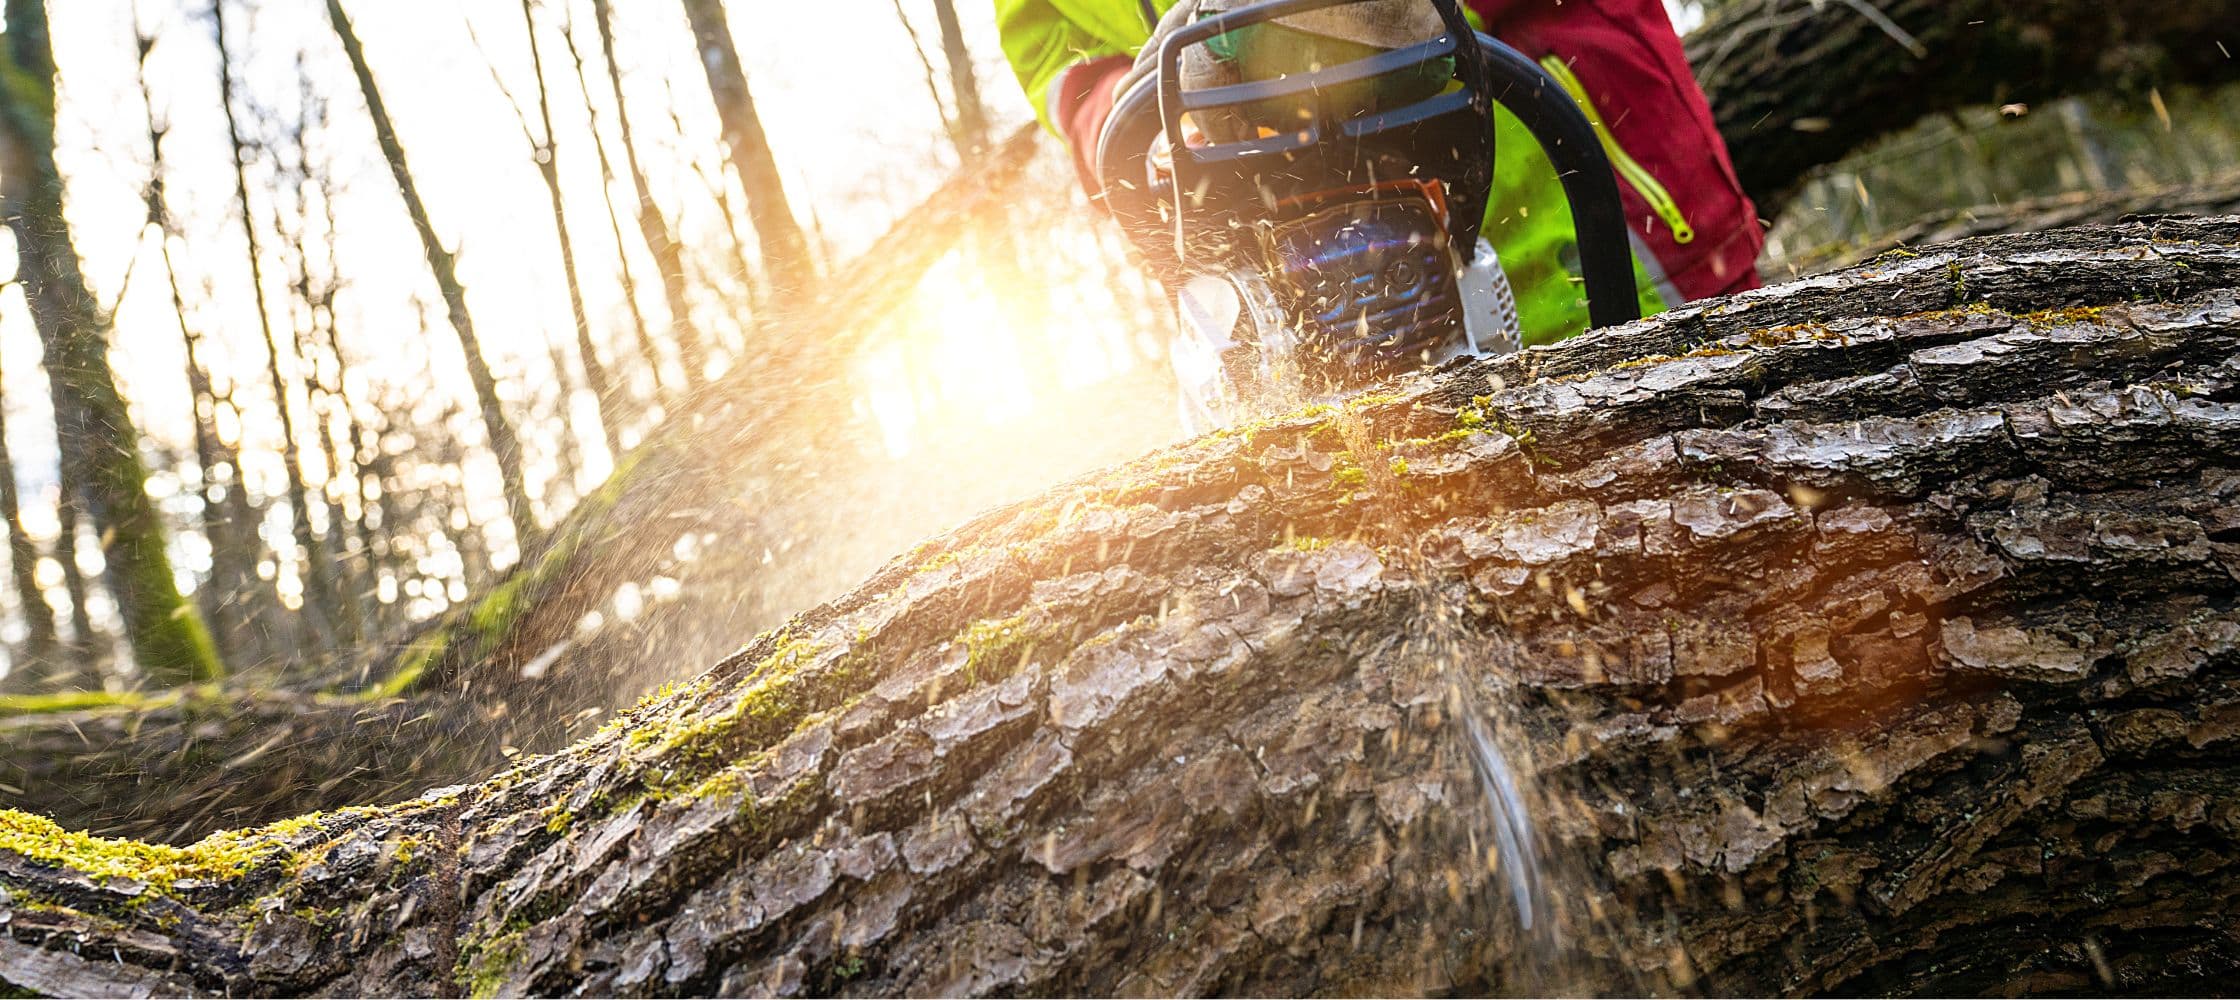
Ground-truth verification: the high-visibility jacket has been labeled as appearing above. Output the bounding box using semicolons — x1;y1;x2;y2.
995;0;1765;345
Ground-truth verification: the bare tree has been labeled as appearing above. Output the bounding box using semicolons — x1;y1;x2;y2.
0;332;60;678
0;0;223;685
212;0;349;649
928;0;987;156
589;0;715;385
507;0;623;456
324;0;540;548
133;24;272;667
560;13;669;401
676;0;817;297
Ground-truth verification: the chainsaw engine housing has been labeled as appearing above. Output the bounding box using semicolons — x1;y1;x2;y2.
1097;0;1643;424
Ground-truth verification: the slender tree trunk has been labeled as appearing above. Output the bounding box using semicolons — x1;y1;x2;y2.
167;268;262;667
6;219;2240;996
561;15;668;402
132;22;262;669
0;0;221;686
928;0;987;156
516;0;622;457
212;0;347;650
324;0;540;549
0;374;60;675
676;0;817;297
890;0;960;156
49;471;95;668
590;0;714;386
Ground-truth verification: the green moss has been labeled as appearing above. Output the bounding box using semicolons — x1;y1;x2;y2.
2019;305;2110;329
1332;461;1368;488
0;689;163;717
627;628;879;791
0;809;301;889
362;634;448;701
957;615;1035;686
459;921;528;1000
1275;532;1332;553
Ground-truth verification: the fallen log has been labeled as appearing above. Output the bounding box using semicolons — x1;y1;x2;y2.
5;217;2240;995
1691;0;2240;215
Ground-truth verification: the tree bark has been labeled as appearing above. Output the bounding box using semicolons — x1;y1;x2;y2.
0;0;223;686
676;0;818;298
5;217;2240;995
1691;0;2240;216
325;0;541;549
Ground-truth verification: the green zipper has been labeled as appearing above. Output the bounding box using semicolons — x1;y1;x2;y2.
1538;55;1696;245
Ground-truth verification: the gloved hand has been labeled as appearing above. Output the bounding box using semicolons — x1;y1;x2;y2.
1051;54;1134;199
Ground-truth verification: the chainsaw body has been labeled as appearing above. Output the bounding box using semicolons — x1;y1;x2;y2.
1096;0;1640;429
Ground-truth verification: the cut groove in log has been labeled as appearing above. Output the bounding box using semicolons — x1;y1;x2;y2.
4;218;2240;996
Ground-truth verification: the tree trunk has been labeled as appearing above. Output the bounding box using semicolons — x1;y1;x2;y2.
676;0;818;297
1691;0;2240;216
590;0;714;386
5;217;2240;995
325;0;541;549
518;0;623;458
1782;168;2240;275
929;0;987;157
0;377;60;678
213;0;349;652
561;18;668;403
48;468;97;669
137;24;268;670
0;0;222;687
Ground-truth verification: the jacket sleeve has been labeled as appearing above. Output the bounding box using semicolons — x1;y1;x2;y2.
996;0;1134;134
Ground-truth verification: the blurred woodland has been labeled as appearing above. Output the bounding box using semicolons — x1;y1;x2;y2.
0;0;2235;841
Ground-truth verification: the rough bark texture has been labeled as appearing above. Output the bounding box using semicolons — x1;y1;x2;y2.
1691;0;2240;215
7;218;2240;996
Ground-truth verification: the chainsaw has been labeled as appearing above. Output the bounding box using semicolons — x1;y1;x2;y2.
1097;0;1642;431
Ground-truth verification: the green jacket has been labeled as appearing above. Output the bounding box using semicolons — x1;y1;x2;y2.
994;0;1672;344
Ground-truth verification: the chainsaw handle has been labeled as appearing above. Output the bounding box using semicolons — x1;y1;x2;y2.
1474;33;1642;330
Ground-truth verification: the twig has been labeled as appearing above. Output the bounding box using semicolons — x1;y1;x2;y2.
1835;0;1927;58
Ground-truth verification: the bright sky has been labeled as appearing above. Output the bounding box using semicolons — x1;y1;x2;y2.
2;0;1027;528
